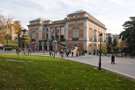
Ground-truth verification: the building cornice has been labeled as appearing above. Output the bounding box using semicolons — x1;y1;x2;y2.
65;17;107;30
28;17;107;30
43;23;65;27
65;17;87;22
27;24;42;27
87;17;107;30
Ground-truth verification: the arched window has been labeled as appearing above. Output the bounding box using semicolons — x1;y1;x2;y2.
46;28;48;31
46;33;48;39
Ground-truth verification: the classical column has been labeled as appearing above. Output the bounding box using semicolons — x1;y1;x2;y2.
54;27;56;40
37;42;39;50
49;27;52;41
55;41;57;51
59;27;61;41
45;28;46;40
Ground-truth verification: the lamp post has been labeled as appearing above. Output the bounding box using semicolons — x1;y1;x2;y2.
98;33;102;70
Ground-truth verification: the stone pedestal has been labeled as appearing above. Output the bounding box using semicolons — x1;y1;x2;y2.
53;40;57;51
47;41;50;51
42;41;44;51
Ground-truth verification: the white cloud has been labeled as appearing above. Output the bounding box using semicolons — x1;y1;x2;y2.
0;0;135;34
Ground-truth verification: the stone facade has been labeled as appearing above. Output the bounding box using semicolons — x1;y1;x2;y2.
28;10;106;53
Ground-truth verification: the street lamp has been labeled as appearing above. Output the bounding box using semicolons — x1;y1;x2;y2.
98;33;102;70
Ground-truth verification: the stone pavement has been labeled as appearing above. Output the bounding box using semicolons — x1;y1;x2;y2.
0;50;135;81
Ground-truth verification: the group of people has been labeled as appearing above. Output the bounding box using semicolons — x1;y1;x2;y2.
47;49;88;58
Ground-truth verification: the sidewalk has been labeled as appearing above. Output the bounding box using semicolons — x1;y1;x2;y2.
64;55;135;81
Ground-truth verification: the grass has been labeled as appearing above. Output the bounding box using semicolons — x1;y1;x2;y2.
0;54;135;90
2;41;18;47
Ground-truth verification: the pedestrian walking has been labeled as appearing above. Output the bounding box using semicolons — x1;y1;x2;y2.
71;50;74;57
49;51;51;56
76;51;79;57
111;54;115;64
60;50;63;58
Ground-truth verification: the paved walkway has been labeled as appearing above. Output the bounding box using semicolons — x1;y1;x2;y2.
0;50;135;80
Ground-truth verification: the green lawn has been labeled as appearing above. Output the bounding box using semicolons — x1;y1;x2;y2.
2;41;18;47
0;54;135;90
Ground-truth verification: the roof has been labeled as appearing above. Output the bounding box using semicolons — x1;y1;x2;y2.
68;10;86;16
53;20;65;24
68;10;106;27
30;18;45;22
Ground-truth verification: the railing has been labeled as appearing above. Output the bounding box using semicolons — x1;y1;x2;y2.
72;38;79;41
31;39;36;42
61;38;65;41
89;38;93;41
94;39;97;42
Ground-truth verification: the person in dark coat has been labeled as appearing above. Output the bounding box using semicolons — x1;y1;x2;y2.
72;51;74;57
111;54;115;64
49;51;51;56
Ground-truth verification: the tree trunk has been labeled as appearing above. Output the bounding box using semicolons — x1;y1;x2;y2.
17;34;20;65
7;40;8;46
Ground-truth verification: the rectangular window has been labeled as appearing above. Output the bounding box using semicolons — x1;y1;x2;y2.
89;30;92;40
89;45;91;52
74;44;77;47
94;31;96;39
46;28;48;31
32;32;36;39
46;33;48;39
75;15;78;18
73;30;78;38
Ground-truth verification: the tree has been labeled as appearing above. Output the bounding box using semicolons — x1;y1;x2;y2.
120;17;135;56
0;11;13;43
13;21;22;48
4;34;12;46
23;36;30;55
117;40;128;48
101;44;107;54
113;38;117;47
107;36;113;47
0;34;4;44
23;36;30;44
13;21;22;63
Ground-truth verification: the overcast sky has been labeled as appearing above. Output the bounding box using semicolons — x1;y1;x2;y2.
0;0;135;34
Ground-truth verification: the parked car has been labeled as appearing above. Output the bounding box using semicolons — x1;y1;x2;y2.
4;47;12;51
